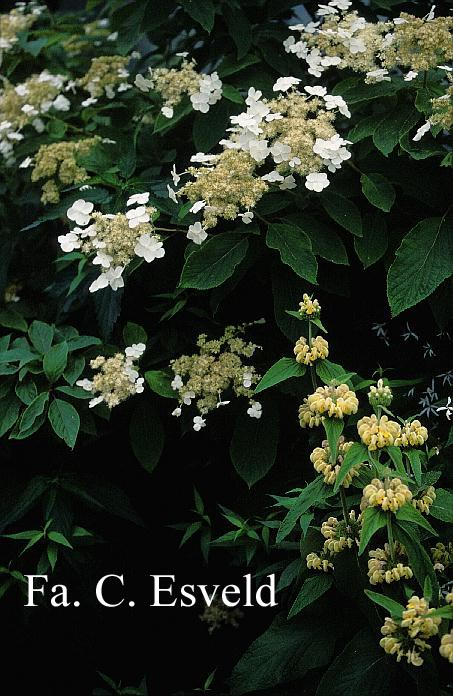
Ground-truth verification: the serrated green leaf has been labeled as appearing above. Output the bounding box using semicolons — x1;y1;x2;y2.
179;233;249;290
48;399;80;448
360;173;395;212
266;224;317;283
255;358;306;394
43;342;68;383
288;574;333;619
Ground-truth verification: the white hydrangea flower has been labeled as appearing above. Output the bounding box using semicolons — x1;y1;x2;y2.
58;232;81;253
134;234;165;262
247;401;262;419
19;156;33;168
127;192;150;206
81;97;98;107
243;371;253;388
183;391;196;405
323;94;351;118
261;170;284;183
89;266;124;293
273;76;301;92
304;85;327;97
187;222;208;245
167;185;178;204
93;250;113;268
76;378;93;392
366;69;391;83
279;175;297;190
305;172;330;192
248;138;269;162
413;120;431;141
171;374;184;390
270;141;292;163
238;211;254;224
134;74;153;92
67;199;94;226
189;200;206;214
193;415;206;431
52;94;70;111
172;407;182;417
125;343;146;359
126;206;150;228
161;106;174;118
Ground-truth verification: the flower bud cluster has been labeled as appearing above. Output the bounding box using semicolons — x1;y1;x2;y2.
368;379;393;408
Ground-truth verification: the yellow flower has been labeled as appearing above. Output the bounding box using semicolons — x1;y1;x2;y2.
306;551;333;572
294;335;329;365
361;478;412;513
394;420;428;448
357;414;401;450
431;542;453;571
440;631;453;663
298;402;323;429
321;511;359;553
413;486;436;514
310;438;361;487
379;596;441;666
298;293;321;318
305;383;359;420
368;379;393;408
367;543;413;585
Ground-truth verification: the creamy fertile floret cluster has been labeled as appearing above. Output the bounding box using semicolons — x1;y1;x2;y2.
284;2;453;81
30;137;100;204
135;58;222;118
380;596;441;667
0;3;44;64
310;437;362;487
170;325;262;431
0;70;70;164
58;193;164;293
174;78;351;230
368;543;413;586
78;56;131;105
77;344;145;408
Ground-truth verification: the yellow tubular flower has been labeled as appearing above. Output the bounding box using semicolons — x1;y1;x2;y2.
306;383;359;419
440;631;453;663
306;551;333;572
361;478;412;513
298;401;323;429
321;512;358;554
298;293;321;318
413;486;436;514
357;414;401;451
394;420;428;448
379;596;441;666
294;335;329;365
367;543;413;585
310;438;361;487
431;542;453;570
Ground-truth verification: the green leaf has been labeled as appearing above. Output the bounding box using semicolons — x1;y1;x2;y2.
179;0;215;31
0;393;21;437
405;449;422;486
15;380;37;406
179;233;249;290
0;307;27;332
347;115;377;143
358;507;387;555
111;0;149;53
322;418;344;463
289;214;348;265
129;400;164;474
360;174;395;212
43;342;68;383
223;5;251;59
316;359;354;385
394;502;438;536
67;336;101;351
316;628;397;696
122;322;147;346
288;574;333;619
373;103;420;156
277;477;328;543
255;358;306;394
394;521;438;596
230;613;337;695
354;213;388;269
28;321;54;354
144;370;175;399
48;399;80;449
387;446;406;477
47;531;73;549
193;99;234;153
19;392;49;433
334;442;369;492
364;589;404;618
321;192;362;237
387;216;453;316
230;403;279;488
47;544;58;571
430;488;453;522
266;224;317;283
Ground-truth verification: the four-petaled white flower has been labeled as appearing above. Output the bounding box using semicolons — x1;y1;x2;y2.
52;94;70;111
273;76;301;92
193;415;206;431
134;74;153;92
305;86;327;97
127;192;150;206
270;141;292;164
404;71;419;81
243;371;253;388
171;374;184;390
187;222;208;245
167;185;178;204
280;175;296;190
93;250;113;268
81;97;98;107
125;343;146;359
89;266;124;293
67;199;94;226
126;206;150;228
58;232;80;252
134;234;165;262
19;156;33;168
247;401;262;419
161;106;174;118
305;172;329;192
76;378;93;392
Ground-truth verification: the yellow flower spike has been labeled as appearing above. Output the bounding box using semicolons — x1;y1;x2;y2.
357;414;401;451
361;478;412;513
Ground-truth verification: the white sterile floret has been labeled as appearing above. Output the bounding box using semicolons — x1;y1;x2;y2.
243;371;253;388
76;379;93;391
270;141;292;163
171;164;181;185
81;97;98;107
189;200;206;214
134;234;165;262
167;185;178;203
89;266;124;293
190;153;218;164
58;232;81;252
161;106;174;118
273;76;301;92
248;139;269;162
125;343;146;359
404;71;419;81
238;211;254;224
305;172;330;192
193;415;206;431
187;222;208;245
171;374;184;390
247;401;263;419
134;74;153;92
93;250;113;268
19;156;33;168
183;391;196;405
305;85;327;97
127;192;150;206
126;206;150;228
67;199;94;226
323;94;351;117
261;170;284;182
172;407;182;417
366;69;391;83
279;175;297;190
413;120;431;141
52;95;70;111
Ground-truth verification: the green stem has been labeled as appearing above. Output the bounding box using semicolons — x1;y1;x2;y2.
340;487;349;525
308;320;318;391
387;514;396;564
